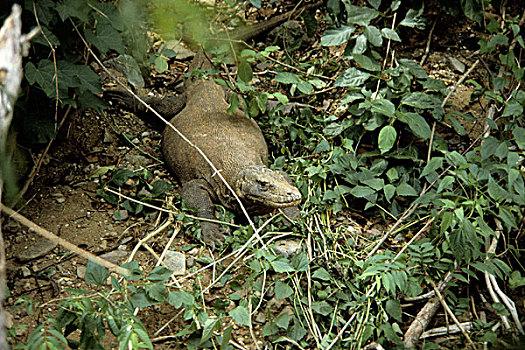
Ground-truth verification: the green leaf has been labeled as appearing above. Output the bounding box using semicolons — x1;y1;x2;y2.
262;322;279;336
396;183;418;196
364;25;383;46
335;68;371;87
321;25;355;46
384;184;395;201
398;112;431;139
167;290;195;308
85;260;109;286
227;93;240;114
315;139;331;153
229;306;250;326
499;206;517;229
271;259;294;273
381;28;401;42
275;72;299;84
400;7;425;29
312;267;331;281
288;323;308;341
275;313;290;329
487;177;507;202
399;59;428;79
249;0;261;8
130;288;157;308
509;271;525;289
353;54;381;71
372;99;396;117
25;60;57;98
461;0;483;23
341;93;364;105
311;301;332;316
502;100;523;117
421;157;443;178
201;317;219;344
350;185;375;198
291;252;309;272
274;281;293;299
324;122;344;137
121;261;142;280
151;180;174;197
238;60;253;83
446;114;467;136
386;299;402;322
146;284;167;302
147;266;173;282
272;92;288;104
401;92;441;109
154;56;168;73
110;168;135;186
221;326;233;350
84;22;125;54
480;34;509;54
437;175;455;193
56;0;90;22
167;291;182;308
345;4;380;26
378;125;397;153
513;127;525;150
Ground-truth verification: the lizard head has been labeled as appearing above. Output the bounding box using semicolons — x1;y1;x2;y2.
235;165;302;212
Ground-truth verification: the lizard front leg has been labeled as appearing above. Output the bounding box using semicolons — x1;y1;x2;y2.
182;179;227;249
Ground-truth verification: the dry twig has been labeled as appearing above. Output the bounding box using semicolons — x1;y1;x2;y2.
1;204;130;276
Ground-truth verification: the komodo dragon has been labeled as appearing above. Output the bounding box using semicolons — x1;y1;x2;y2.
106;5;321;246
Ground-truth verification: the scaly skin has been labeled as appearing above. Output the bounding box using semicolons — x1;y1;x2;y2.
105;7;313;247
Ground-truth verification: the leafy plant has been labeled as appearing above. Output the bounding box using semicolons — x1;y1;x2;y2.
8;0;525;348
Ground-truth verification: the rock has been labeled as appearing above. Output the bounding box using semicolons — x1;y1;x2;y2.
77;265;86;279
255;312;266;323
164;42;195;60
163;251;186;276
124;154;151;168
188;247;200;256
266;297;284;312
104;128;115;143
20;266;31;278
272;240;302;258
120;237;132;245
4;311;13;329
3;219;21;233
113;209;128;221
99;250;128;265
447;56;466;73
15;238;57;262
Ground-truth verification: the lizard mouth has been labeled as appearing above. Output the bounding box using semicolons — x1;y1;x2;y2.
245;194;301;208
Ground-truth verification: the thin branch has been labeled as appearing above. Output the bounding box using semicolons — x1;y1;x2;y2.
1;204;130;276
420;16;439;66
429;276;475;346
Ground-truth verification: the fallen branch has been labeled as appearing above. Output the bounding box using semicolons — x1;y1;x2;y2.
1;204;130;276
403;297;441;349
403;270;454;348
429;276;475;346
420;322;474;339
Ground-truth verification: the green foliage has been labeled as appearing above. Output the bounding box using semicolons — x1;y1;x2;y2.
11;0;525;348
13;0;148;143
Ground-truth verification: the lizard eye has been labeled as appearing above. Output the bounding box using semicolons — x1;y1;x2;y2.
258;180;270;190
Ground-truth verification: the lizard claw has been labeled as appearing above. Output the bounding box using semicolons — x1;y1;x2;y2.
200;222;227;251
